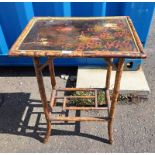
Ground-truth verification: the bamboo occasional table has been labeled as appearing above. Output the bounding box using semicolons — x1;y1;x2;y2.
9;16;146;144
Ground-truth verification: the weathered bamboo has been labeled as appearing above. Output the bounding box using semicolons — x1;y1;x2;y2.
33;16;129;20
67;96;95;99
104;58;115;68
95;89;98;107
9;50;146;58
106;58;113;90
62;97;67;111
48;57;56;89
57;88;96;91
39;59;49;71
55;95;95;99
53;96;65;99
105;89;111;115
33;57;51;144
50;116;108;122
108;58;124;144
105;58;113;114
64;107;108;111
126;17;144;54
50;89;56;108
105;90;111;106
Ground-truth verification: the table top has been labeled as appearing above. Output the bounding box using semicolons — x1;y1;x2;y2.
9;16;146;58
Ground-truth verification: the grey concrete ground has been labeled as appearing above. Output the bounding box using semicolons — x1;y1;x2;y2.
0;15;155;152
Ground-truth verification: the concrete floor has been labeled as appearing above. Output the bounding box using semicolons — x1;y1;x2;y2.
0;15;155;152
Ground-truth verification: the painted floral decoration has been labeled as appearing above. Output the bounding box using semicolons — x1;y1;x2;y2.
20;18;137;52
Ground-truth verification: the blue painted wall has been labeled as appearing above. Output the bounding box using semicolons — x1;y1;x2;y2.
0;2;154;68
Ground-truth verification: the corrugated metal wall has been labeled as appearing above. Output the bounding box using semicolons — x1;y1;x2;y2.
0;2;154;67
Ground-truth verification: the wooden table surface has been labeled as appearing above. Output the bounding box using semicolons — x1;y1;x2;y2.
9;16;146;59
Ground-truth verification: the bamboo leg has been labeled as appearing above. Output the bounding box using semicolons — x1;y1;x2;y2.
108;58;124;144
33;57;51;144
48;57;56;89
48;57;56;108
106;58;113;89
105;58;113;115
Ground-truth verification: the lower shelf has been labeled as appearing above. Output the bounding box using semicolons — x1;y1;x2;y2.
49;87;110;122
